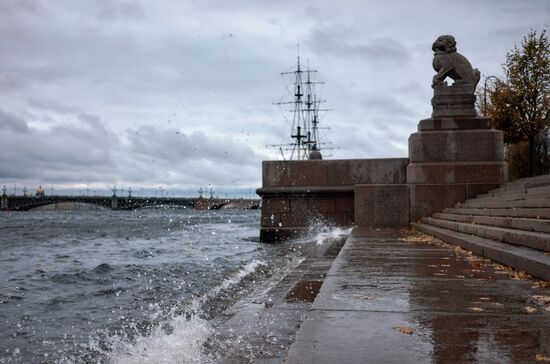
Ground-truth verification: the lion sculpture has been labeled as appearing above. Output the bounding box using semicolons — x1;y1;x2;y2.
431;35;480;89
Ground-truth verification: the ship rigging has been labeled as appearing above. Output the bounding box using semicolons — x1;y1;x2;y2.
272;50;332;160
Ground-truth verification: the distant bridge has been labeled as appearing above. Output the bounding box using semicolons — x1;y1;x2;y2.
0;194;260;211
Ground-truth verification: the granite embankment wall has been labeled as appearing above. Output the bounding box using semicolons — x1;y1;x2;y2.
257;119;508;242
256;158;408;242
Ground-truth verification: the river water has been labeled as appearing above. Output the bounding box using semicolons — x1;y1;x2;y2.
0;208;312;363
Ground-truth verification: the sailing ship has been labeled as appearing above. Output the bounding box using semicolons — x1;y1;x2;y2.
272;50;331;160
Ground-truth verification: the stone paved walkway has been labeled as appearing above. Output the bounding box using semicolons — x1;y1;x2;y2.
285;228;550;364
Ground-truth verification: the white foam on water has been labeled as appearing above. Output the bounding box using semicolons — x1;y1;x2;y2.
108;314;213;364
104;260;267;364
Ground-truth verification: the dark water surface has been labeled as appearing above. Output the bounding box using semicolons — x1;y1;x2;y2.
0;208;300;363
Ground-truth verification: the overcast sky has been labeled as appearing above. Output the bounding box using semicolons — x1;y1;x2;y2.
1;0;548;195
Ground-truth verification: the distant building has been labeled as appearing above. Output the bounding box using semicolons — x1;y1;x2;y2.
36;185;45;197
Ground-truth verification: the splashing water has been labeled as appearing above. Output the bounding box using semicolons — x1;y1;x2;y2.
106;315;212;364
315;226;352;245
0;209;332;363
0;209;298;363
105;260;267;364
305;217;352;245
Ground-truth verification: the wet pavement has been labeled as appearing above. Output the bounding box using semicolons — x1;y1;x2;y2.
285;228;550;364
205;237;346;363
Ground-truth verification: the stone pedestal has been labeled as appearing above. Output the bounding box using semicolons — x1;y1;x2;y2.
431;84;477;118
407;82;508;221
407;113;507;221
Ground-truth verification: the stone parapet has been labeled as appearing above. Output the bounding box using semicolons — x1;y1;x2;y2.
354;184;409;227
258;158;409;242
258;189;354;242
256;186;353;197
262;158;408;188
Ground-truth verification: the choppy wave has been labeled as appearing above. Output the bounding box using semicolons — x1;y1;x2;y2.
0;209;348;364
102;260;267;364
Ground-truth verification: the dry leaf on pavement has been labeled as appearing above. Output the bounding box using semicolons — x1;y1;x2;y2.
532;295;550;304
394;326;414;335
358;295;376;301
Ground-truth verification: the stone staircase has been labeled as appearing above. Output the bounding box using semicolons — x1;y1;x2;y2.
414;174;550;281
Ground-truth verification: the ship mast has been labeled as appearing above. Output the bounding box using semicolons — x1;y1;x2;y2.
290;52;306;160
272;46;329;160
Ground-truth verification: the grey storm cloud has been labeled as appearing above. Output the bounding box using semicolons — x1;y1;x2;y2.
0;110;29;133
0;104;262;187
307;27;412;64
128;126;259;167
362;94;415;118
0;108;116;181
0;0;548;191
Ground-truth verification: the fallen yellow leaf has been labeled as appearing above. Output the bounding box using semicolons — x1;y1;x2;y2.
394;326;414;335
536;353;550;362
510;270;532;280
524;306;537;314
469;307;484;312
358;295;376;301
531;281;550;289
532;295;550;304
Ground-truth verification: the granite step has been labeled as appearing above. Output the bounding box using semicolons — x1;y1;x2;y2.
413;222;550;281
488;174;550;194
488;184;550;198
458;196;550;209
466;185;550;203
432;212;550;234
421;217;550;252
443;207;550;219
